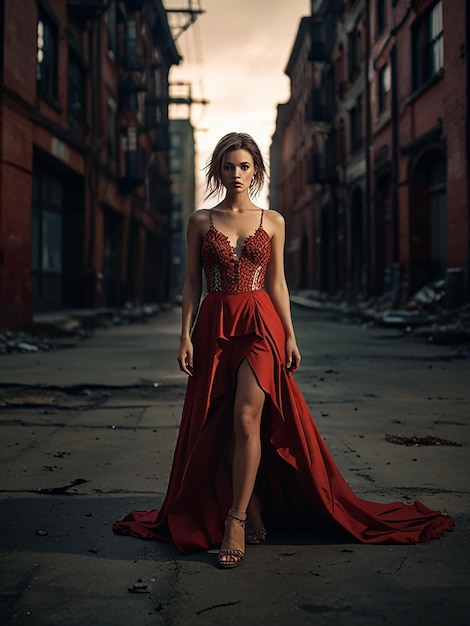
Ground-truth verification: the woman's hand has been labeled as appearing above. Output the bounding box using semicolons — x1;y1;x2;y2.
177;337;194;376
286;337;301;376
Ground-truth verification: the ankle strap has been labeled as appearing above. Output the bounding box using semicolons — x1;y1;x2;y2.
227;508;247;528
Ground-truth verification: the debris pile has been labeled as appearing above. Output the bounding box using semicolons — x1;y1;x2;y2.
406;280;446;312
0;303;161;356
0;331;54;355
294;279;470;351
385;434;464;447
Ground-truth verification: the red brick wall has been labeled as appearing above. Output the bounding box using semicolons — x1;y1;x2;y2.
3;1;37;103
0;106;34;329
368;0;468;297
397;0;468;279
0;2;35;328
1;0;179;327
442;0;468;268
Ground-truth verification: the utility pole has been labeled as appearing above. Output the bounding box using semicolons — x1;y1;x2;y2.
165;1;205;40
168;81;208;122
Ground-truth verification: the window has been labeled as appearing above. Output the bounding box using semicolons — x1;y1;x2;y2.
37;8;58;101
308;139;335;184
122;127;144;183
145;99;157;130
123;126;138;152
123;20;139;69
412;1;444;89
336;119;346;163
310;20;326;61
306;89;327;122
68;49;86;127
377;0;386;36
32;171;64;309
42;210;62;272
122;92;139;112
107;1;117;57
378;64;390;113
348;25;362;78
107;99;118;164
350;98;363;153
171;156;182;173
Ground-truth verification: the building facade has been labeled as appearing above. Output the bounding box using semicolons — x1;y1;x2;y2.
369;0;468;305
0;0;181;330
334;0;369;299
269;17;316;291
272;0;469;306
169;117;195;297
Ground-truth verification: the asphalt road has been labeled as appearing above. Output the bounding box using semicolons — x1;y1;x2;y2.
0;305;469;626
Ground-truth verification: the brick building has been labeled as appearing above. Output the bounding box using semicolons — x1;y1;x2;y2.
334;0;369;299
369;0;468;305
270;17;315;290
0;0;181;330
272;0;370;299
272;0;469;306
169;117;195;297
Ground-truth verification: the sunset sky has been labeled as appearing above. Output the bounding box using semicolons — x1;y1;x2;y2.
165;0;310;206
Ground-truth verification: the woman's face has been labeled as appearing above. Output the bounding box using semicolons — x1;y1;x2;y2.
220;149;257;193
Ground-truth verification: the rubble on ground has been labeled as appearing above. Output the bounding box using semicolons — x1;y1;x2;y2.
0;331;55;355
0;303;161;355
385;433;464;447
293;281;470;352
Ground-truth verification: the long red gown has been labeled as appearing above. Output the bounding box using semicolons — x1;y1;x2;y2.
113;209;453;553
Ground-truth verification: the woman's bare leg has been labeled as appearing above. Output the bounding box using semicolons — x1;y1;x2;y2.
219;358;265;565
246;491;266;543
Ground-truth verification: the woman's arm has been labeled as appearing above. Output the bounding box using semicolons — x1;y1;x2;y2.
266;211;301;374
177;211;206;375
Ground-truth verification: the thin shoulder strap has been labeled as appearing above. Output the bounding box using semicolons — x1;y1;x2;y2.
260;209;264;227
208;208;213;226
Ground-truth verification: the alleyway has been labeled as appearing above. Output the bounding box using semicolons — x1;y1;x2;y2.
0;305;469;625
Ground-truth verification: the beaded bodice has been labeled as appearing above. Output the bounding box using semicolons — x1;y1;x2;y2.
201;209;271;293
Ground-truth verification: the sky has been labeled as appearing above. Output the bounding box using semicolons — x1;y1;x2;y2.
165;0;310;206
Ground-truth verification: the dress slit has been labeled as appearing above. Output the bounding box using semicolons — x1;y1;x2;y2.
113;221;454;553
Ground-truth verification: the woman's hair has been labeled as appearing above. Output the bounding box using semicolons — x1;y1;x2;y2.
204;132;267;200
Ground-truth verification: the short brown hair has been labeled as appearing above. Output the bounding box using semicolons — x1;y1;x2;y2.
204;132;267;199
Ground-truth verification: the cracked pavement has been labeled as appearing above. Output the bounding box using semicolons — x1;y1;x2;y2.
0;306;469;625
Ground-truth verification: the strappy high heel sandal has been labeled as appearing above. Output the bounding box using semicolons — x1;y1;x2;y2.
245;528;267;545
217;508;247;569
246;492;267;544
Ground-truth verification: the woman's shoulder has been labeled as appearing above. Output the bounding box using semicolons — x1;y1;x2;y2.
264;209;285;231
189;208;211;221
188;208;211;230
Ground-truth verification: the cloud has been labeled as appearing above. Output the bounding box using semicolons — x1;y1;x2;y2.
167;0;309;205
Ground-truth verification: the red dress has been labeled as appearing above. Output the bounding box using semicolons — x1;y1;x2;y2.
113;209;453;553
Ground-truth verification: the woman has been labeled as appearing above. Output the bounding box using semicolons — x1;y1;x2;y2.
113;132;453;568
